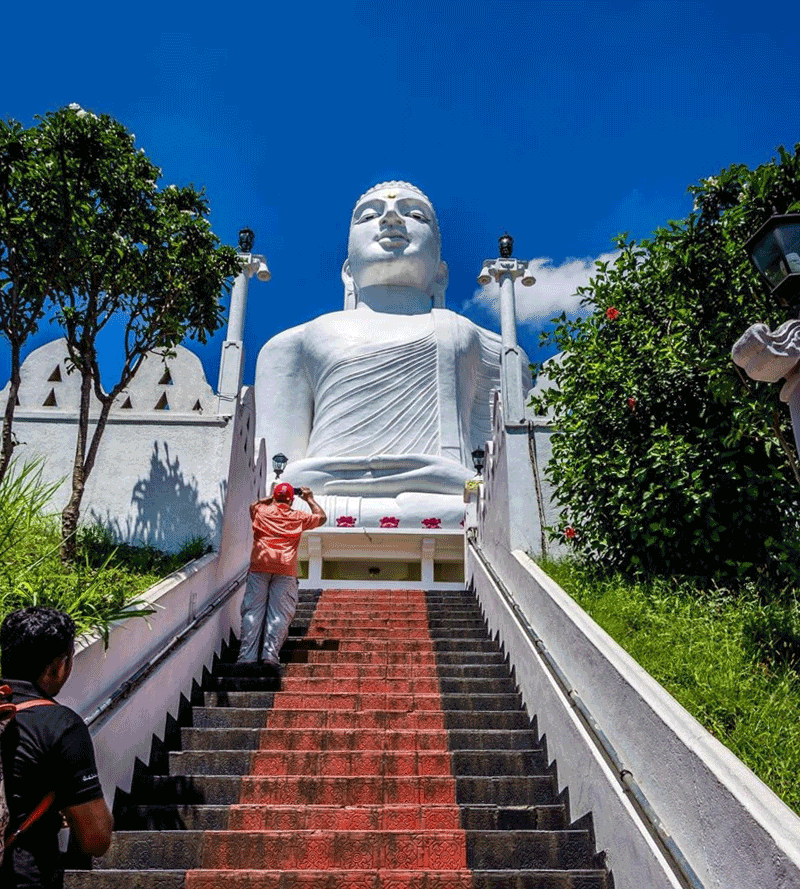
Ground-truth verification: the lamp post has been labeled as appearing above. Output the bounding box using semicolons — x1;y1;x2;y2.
217;228;271;404
471;447;485;475
732;213;800;457
477;234;536;425
272;452;288;479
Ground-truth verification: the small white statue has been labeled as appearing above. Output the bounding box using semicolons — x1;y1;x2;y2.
253;182;529;527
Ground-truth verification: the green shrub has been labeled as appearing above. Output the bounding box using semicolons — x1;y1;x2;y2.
0;459;207;647
534;146;800;580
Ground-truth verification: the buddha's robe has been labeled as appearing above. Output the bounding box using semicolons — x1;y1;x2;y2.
254;306;526;526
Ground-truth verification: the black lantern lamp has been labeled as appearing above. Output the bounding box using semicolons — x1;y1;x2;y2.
471;448;485;475
238;227;255;254
272;452;288;478
745;214;800;308
499;233;514;258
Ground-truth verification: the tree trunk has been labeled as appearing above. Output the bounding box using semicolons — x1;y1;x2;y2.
60;365;121;563
61;365;93;563
0;342;21;483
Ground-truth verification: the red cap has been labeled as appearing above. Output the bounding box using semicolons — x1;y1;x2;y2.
273;482;294;503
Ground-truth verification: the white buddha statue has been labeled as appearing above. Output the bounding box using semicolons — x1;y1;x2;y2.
253;182;529;528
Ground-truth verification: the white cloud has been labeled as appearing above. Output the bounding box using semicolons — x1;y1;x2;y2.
465;250;621;326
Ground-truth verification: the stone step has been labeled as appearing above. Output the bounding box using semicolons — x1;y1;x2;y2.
214;662;510;680
115;803;464;831
441;711;534;731
179;726;538;752
167;750;455;777
293;612;486;627
201;690;522;711
204;675;518;696
191;707;450;731
114;803;569;833
180;727;451;752
66;869;609;889
129;775;556;807
166;748;547;778
97;829;594;871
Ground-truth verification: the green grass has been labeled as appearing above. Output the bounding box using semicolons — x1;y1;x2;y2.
0;458;211;647
541;558;800;815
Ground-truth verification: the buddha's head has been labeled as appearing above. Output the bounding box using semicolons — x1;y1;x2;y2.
342;182;448;310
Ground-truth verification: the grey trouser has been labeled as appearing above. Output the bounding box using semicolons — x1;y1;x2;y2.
238;571;298;665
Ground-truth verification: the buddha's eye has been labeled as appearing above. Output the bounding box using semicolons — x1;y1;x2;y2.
407;210;429;222
355;209;379;223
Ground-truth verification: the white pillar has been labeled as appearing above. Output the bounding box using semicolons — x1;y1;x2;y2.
421;537;435;586
227;270;249;342
498;272;525;425
477;247;535;429
217;253;270;410
307;535;323;585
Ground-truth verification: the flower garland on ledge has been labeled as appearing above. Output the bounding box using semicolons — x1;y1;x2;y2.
334;516;446;529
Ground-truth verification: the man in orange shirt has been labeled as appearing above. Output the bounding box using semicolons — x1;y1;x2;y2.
237;482;326;677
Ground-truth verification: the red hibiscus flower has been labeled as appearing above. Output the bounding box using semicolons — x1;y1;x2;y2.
605;307;620;321
564;526;576;541
627;397;637;411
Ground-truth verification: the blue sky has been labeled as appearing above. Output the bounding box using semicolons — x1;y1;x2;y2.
3;0;800;391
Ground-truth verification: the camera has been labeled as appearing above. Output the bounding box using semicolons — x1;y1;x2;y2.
293;487;302;497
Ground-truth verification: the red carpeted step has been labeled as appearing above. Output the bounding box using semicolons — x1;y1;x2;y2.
179;590;471;883
257;728;450;751
263;709;446;730
236;774;458;806
199;829;467;870
246;750;453;777
184;869;474;888
279;677;441;695
227;805;462;831
269;693;446;712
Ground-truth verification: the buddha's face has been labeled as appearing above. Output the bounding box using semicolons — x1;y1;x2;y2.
346;186;444;293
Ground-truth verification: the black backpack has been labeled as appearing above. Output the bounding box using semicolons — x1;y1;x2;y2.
0;685;57;866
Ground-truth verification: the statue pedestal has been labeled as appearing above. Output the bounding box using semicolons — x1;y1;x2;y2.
297;527;465;590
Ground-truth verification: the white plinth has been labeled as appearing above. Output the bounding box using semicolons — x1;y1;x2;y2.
297;527;465;590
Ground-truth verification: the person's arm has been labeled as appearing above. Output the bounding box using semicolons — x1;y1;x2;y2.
299;487;327;524
250;489;274;520
63;797;114;856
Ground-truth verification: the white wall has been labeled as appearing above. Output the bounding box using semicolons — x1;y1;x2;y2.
0;339;235;552
57;384;265;801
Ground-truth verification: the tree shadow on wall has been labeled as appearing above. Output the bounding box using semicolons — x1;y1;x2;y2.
90;441;224;553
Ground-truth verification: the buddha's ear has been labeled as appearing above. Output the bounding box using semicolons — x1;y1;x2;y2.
342;259;357;310
436;260;449;289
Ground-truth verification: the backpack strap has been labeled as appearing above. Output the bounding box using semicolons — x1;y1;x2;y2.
3;697;59;847
0;684;15;721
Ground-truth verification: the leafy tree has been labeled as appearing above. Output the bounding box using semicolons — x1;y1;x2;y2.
10;105;240;561
534;145;800;581
0;120;75;480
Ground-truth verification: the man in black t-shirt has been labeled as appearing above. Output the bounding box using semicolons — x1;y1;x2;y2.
0;607;113;888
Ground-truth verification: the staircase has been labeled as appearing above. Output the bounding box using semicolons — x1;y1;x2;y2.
65;587;612;888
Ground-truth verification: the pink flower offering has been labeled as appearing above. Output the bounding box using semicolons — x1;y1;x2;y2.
336;515;356;527
627;397;637;411
422;517;442;529
605;306;620;321
379;516;399;528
